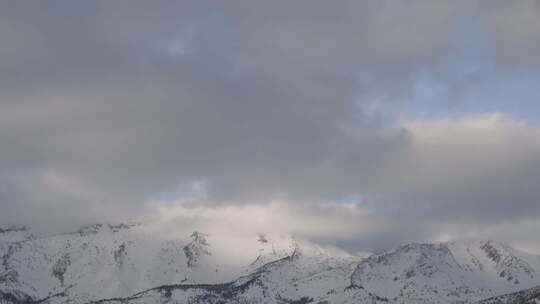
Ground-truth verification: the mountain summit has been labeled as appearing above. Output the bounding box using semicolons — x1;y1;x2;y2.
1;223;539;304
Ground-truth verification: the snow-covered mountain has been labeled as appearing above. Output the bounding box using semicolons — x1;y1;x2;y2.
1;223;539;304
348;240;540;303
478;285;540;304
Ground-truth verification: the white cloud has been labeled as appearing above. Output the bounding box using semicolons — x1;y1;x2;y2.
147;200;382;241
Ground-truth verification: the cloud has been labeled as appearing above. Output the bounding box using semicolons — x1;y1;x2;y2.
1;1;540;251
144;199;423;253
379;113;540;220
480;0;540;66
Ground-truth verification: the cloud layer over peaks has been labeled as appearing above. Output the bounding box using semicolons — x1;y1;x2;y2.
1;1;540;252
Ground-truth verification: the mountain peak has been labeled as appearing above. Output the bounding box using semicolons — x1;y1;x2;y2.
183;231;212;268
1;225;539;304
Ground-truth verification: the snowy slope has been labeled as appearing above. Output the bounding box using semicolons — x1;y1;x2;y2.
1;223;540;304
0;223;313;303
348;240;540;303
75;243;361;304
477;285;540;304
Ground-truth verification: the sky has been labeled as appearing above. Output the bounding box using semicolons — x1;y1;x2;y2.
1;0;540;253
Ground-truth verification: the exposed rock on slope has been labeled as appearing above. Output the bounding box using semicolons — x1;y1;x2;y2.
183;232;211;268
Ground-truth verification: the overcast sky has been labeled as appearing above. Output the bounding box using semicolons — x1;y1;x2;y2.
2;1;540;253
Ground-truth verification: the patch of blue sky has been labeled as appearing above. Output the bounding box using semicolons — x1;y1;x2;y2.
151;180;209;204
407;69;540;123
404;20;540;123
340;193;363;205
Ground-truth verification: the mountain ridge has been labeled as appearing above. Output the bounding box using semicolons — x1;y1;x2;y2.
1;222;539;304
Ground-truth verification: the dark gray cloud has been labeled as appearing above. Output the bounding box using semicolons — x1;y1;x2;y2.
1;1;540;250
